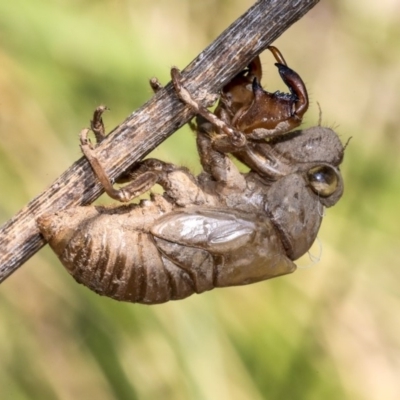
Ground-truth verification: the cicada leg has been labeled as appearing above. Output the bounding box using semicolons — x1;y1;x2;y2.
170;67;247;150
89;105;109;143
81;106;211;203
80;127;159;202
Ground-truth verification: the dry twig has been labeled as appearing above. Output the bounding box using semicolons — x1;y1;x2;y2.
0;0;320;281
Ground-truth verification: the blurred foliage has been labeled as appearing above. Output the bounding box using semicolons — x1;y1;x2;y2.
1;0;400;399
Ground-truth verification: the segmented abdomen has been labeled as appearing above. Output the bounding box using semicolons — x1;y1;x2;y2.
67;226;198;303
38;202;200;304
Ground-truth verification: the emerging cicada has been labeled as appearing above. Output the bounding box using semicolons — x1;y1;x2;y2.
37;47;344;304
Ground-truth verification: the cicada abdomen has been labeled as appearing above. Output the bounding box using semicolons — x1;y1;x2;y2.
37;198;206;304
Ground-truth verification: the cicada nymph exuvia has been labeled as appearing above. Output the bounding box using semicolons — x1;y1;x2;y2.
38;47;344;304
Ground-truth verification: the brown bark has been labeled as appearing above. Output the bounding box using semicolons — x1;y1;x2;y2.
0;0;320;282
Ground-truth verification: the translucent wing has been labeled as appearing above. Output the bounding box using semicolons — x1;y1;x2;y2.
151;206;296;287
151;207;257;253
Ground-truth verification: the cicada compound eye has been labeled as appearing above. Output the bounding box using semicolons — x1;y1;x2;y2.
307;165;339;197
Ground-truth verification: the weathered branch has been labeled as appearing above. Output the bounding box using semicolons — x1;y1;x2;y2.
0;0;320;282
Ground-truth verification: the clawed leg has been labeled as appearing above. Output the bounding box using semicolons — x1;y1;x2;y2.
80;127;161;202
81;105;206;203
81;106;165;202
90;105;109;143
149;75;199;132
170;67;247;149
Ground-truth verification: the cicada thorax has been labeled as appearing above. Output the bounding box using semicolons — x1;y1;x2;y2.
37;197;207;304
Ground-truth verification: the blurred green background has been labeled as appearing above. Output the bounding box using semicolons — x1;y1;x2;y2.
1;0;400;399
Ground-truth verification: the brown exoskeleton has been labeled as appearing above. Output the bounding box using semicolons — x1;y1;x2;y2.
173;46;310;178
37;48;344;305
216;46;308;140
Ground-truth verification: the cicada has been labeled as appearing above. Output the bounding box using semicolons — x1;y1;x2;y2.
38;47;344;304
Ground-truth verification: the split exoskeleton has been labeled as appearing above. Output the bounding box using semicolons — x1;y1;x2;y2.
38;46;344;305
